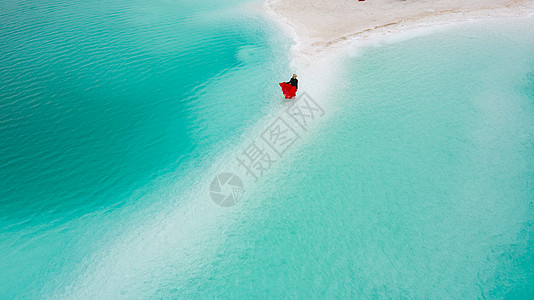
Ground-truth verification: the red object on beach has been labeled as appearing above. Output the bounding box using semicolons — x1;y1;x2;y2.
358;0;365;1
279;82;297;99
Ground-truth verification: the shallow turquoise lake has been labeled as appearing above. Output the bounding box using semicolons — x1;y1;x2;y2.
1;0;533;297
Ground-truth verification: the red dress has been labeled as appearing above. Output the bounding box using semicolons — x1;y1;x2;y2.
279;82;297;99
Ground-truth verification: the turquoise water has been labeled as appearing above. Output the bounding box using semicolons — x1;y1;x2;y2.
1;0;534;297
228;20;534;298
0;0;291;297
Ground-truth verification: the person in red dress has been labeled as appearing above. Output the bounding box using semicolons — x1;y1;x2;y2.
279;73;298;99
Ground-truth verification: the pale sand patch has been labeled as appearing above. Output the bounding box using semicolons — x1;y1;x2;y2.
264;0;534;64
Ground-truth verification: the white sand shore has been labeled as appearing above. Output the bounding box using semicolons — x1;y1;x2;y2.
264;0;534;62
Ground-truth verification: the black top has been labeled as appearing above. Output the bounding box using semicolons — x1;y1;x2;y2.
287;78;298;89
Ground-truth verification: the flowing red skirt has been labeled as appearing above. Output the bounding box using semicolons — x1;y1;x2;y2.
279;82;297;99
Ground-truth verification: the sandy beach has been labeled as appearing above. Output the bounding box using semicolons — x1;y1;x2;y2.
265;0;534;59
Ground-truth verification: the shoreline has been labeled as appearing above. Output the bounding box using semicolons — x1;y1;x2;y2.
262;0;534;67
